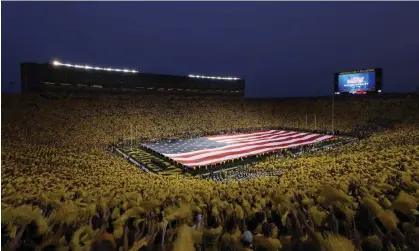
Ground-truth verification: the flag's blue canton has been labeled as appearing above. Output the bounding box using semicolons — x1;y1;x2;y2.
143;137;230;154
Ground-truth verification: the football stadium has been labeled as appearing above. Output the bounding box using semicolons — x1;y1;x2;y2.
2;58;419;251
2;3;419;251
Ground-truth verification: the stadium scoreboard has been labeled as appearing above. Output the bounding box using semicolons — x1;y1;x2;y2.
334;68;382;95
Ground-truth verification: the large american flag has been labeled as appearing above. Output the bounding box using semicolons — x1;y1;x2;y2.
143;130;335;168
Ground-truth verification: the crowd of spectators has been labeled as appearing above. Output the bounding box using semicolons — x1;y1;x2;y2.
1;93;419;251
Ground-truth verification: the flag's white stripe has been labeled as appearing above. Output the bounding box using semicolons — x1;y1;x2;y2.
206;130;278;140
216;131;297;143
164;132;309;157
179;135;333;166
170;133;321;161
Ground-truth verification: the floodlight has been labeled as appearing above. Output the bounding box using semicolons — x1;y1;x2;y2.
188;74;240;81
51;60;138;74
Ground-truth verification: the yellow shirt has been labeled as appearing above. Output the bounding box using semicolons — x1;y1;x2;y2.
256;224;263;235
254;236;282;251
203;226;223;251
192;228;203;245
221;230;241;250
279;236;293;251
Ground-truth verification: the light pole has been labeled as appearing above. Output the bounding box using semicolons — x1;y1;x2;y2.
332;95;335;135
130;124;133;150
135;126;138;147
305;114;308;130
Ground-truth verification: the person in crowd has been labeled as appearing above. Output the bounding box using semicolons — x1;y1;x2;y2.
202;214;223;251
240;231;254;251
253;223;282;251
220;218;241;251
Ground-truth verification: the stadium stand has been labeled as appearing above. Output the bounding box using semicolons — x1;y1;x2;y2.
1;92;419;251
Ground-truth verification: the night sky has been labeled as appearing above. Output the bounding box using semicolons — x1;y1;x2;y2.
2;2;419;97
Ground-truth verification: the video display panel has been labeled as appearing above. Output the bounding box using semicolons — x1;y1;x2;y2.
334;68;382;95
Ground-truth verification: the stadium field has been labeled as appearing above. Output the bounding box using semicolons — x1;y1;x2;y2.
143;130;338;169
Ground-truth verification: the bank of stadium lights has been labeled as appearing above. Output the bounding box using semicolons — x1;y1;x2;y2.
188;74;240;81
52;60;138;73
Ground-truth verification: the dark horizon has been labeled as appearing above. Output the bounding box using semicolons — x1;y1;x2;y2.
2;2;419;97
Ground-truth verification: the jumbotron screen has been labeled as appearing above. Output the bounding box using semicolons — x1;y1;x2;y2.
334;68;382;95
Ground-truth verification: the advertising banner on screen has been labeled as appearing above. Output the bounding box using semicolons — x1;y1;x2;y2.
338;72;376;94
